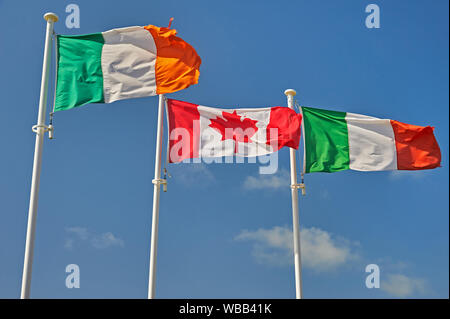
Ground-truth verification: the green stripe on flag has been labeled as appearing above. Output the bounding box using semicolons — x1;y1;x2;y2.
302;106;350;173
55;33;105;111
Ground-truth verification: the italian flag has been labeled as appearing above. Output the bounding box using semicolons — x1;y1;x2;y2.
302;106;441;173
55;25;201;111
167;99;302;163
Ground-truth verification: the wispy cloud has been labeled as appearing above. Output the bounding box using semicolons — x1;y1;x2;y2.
235;226;435;295
301;227;359;271
235;226;359;271
65;227;124;250
235;226;293;267
373;257;410;273
64;238;75;250
170;163;215;187
320;189;330;200
91;232;124;249
389;170;427;180
243;169;290;190
366;257;433;297
66;226;89;238
381;274;430;298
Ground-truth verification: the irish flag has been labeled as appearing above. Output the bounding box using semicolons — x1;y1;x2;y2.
167;99;302;163
55;25;201;111
302;106;441;173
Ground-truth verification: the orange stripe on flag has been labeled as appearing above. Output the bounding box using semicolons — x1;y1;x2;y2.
145;25;201;95
390;120;441;170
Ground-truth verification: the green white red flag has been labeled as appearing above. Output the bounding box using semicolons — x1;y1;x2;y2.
301;106;441;173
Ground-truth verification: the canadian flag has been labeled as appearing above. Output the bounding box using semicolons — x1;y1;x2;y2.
167;99;302;163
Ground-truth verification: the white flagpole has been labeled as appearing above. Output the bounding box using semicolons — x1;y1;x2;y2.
21;12;58;299
284;89;303;299
148;94;166;299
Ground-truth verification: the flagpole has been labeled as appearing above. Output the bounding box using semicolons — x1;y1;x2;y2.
285;89;303;299
148;94;166;299
20;12;58;299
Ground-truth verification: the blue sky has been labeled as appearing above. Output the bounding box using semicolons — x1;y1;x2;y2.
0;0;448;298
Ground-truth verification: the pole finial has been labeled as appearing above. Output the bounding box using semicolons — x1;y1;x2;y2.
44;12;58;22
284;89;297;97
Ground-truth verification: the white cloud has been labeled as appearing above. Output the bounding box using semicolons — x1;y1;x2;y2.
170;163;215;187
389;170;427;180
319;189;330;200
381;274;429;297
243;169;290;190
64;227;124;250
301;227;357;271
91;232;124;249
235;226;293;267
235;227;434;295
235;226;358;271
66;227;89;240
64;238;74;250
373;257;410;272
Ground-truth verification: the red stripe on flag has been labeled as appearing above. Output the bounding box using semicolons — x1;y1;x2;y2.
266;107;302;151
390;120;441;170
167;99;200;163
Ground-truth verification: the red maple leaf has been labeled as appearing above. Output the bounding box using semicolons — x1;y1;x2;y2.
209;110;258;153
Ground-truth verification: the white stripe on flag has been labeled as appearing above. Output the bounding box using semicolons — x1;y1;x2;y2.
197;106;274;158
101;27;157;103
346;112;397;171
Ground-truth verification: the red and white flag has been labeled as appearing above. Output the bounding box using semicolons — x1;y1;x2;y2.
167;99;302;163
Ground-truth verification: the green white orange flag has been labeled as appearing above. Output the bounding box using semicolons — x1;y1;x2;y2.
301;106;441;173
54;25;201;111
